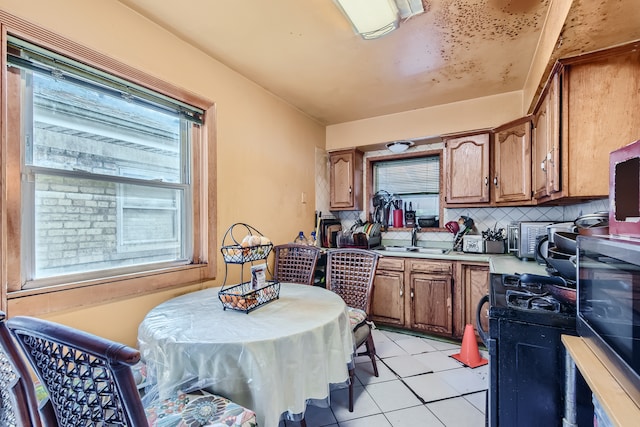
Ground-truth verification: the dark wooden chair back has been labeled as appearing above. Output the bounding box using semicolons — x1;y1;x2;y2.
7;315;148;426
326;248;380;313
325;248;380;413
0;311;43;427
273;243;321;286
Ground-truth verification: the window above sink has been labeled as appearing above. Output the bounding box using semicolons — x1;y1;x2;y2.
366;144;444;231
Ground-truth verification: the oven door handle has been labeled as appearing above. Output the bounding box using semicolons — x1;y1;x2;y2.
476;294;490;346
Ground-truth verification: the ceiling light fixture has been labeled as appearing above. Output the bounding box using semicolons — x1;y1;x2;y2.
386;140;414;153
334;0;400;40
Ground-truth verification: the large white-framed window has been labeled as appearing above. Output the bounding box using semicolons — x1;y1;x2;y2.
1;17;216;313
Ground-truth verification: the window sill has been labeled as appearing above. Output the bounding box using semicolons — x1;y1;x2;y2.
7;263;211;317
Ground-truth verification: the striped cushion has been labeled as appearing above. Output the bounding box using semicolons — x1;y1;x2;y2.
347;307;367;329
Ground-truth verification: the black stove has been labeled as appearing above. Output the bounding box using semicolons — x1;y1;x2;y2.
489;273;576;328
478;272;591;427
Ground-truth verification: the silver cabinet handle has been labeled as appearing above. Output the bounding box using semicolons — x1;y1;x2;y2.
484;177;488;186
494;176;498;187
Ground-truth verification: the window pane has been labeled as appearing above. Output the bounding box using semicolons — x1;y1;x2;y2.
374;157;439;194
29;71;183;183
15;60;194;284
120;184;180;245
373;155;440;220
34;173;185;279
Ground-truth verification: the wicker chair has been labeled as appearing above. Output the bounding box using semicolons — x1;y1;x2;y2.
326;248;380;412
0;311;43;427
7;315;257;427
273;243;321;286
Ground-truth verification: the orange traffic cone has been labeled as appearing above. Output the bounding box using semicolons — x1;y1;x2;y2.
451;324;488;368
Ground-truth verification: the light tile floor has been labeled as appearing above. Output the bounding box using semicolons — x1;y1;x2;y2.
283;328;488;427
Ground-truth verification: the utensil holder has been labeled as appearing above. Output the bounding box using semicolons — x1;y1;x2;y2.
485;240;506;254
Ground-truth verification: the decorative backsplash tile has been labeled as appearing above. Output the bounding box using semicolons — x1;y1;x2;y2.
316;147;611;246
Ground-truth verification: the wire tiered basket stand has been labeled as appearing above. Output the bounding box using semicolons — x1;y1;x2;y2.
218;223;280;313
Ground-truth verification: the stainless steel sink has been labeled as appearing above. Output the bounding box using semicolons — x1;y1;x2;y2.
406;246;446;254
381;246;447;254
381;245;408;252
415;247;447;254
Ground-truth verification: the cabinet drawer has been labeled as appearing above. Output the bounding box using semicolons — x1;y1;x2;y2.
377;257;405;271
409;260;452;275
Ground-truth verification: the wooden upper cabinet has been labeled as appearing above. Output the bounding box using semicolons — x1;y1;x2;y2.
492;117;533;204
532;72;561;200
532;41;640;203
443;132;490;204
558;44;640;200
329;148;363;210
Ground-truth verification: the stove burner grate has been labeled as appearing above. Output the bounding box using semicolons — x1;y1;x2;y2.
506;289;561;313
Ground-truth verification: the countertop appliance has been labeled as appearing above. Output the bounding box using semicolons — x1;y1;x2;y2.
609;139;640;237
577;235;640;408
462;235;484;253
477;272;591;427
507;221;553;259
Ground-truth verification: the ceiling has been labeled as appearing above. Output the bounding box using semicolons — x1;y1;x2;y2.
116;0;640;125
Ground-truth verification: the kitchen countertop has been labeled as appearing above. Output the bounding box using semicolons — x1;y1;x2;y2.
373;248;547;275
489;255;549;276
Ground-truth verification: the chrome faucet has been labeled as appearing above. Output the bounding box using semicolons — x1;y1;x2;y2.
411;223;421;247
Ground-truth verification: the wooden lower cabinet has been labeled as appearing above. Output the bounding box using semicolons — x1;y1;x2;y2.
372;257;459;339
371;257;405;327
409;272;453;335
408;259;454;336
456;262;490;339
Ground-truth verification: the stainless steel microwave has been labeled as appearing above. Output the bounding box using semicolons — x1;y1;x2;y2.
576;235;640;407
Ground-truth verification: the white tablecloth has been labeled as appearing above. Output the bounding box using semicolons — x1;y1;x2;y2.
138;284;355;427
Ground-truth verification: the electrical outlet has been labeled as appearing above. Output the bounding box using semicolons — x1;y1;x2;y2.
301;192;307;204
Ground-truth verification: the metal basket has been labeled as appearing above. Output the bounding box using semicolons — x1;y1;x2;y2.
221;244;273;263
218;281;280;313
220;223;273;264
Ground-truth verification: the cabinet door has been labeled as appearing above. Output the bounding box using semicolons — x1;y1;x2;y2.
329;149;362;210
532;73;561;200
460;263;489;340
562;48;640;198
444;133;490;204
371;270;404;326
493;119;532;203
409;273;453;336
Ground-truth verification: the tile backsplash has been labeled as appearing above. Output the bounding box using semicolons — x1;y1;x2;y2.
315;147;610;246
331;198;609;245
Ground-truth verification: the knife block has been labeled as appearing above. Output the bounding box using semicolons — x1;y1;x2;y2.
405;210;416;227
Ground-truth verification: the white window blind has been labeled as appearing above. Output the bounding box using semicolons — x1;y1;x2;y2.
374;156;439;195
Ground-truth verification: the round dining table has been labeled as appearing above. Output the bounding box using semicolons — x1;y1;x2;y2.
137;283;355;427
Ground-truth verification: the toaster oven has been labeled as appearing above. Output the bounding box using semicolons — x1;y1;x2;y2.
507;221;553;259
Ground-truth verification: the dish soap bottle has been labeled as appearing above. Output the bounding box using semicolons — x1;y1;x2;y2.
293;231;308;245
